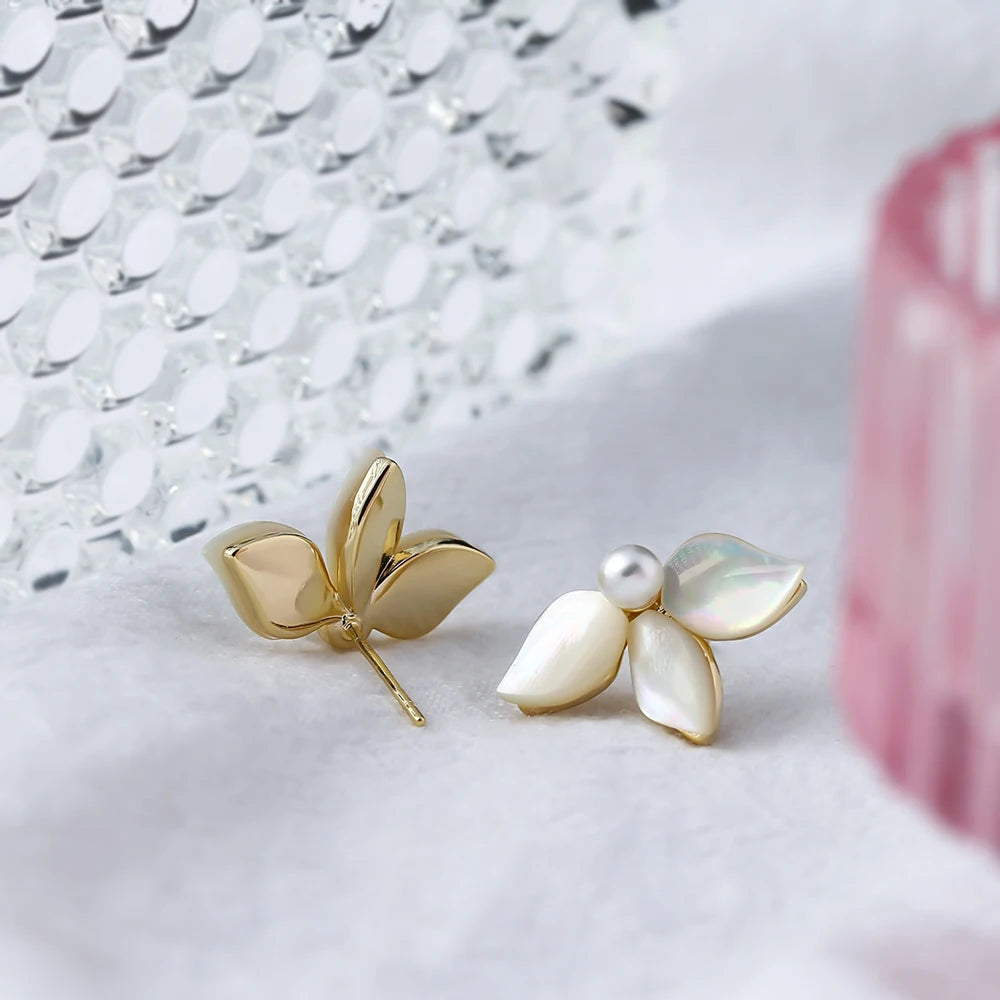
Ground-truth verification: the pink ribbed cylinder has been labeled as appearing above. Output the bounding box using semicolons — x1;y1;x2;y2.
840;123;1000;850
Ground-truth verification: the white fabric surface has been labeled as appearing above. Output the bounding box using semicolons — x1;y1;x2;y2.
637;0;1000;341
3;284;1000;999
7;3;1000;996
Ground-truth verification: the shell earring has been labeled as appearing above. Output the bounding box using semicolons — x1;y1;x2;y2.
204;452;495;727
496;534;807;744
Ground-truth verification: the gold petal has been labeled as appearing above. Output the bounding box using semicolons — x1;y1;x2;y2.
326;451;406;617
204;522;344;639
367;530;495;639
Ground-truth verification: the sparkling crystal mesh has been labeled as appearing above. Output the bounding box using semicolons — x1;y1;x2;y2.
0;0;674;601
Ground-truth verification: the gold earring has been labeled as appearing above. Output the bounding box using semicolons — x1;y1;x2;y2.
204;451;495;727
497;535;806;744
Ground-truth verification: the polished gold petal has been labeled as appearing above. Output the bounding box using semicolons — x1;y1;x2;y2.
661;533;806;641
204;521;344;639
367;529;496;639
326;451;406;617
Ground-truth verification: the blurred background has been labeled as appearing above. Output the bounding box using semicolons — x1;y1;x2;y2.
0;0;677;599
3;1;1000;998
640;1;1000;334
5;0;1000;596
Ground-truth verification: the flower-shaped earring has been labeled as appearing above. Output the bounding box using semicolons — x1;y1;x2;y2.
204;452;495;727
496;534;806;744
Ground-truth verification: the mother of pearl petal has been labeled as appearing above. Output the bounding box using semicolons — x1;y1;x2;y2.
661;533;805;642
497;590;627;713
628;611;722;744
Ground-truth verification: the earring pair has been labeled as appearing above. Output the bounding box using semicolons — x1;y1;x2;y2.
205;453;806;742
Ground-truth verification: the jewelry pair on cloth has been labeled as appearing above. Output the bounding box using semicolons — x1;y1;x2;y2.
205;453;806;744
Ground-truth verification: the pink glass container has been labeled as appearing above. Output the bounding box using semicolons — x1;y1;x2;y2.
840;122;1000;850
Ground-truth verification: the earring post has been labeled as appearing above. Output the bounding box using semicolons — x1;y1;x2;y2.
343;619;426;727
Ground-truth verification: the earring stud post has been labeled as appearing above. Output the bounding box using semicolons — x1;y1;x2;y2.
343;618;426;727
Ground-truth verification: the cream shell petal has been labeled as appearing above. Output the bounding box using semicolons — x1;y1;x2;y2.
628;610;722;744
497;590;626;713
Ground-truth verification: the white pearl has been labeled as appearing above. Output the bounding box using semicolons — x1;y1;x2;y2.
597;544;664;611
497;590;626;712
661;533;805;641
628;610;722;744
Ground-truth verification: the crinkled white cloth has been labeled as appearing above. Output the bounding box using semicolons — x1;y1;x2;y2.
2;284;999;1000
7;0;1000;994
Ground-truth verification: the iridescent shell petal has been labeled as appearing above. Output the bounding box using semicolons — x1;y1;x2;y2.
661;533;805;641
628;610;722;744
497;590;626;713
